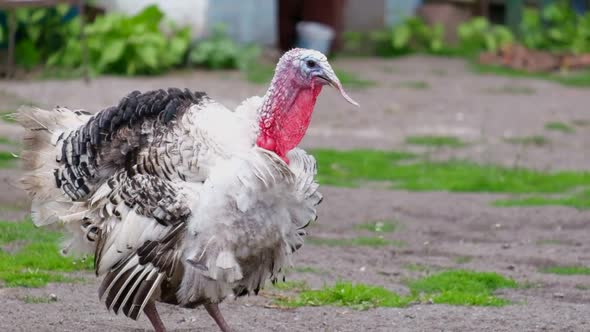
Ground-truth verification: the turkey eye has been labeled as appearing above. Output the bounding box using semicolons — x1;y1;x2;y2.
306;60;317;68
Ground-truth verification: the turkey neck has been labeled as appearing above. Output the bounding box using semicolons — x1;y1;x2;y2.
256;75;322;163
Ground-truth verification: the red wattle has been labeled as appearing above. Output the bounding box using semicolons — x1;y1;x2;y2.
256;76;323;161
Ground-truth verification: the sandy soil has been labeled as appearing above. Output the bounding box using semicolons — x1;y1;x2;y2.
0;55;589;332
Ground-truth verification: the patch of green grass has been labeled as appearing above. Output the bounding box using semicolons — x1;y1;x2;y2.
408;270;518;306
471;62;590;87
503;135;549;146
279;270;517;309
0;151;18;168
0;111;16;123
307;236;404;247
20;295;57;304
355;220;398;233
312;149;590;194
540;265;590;275
405;135;466;148
0;220;93;288
545;122;575;133
494;189;590;210
272;280;308;292
278;281;412;310
395;80;430;90
484;85;536;95
575;284;590;290
453;256;473;264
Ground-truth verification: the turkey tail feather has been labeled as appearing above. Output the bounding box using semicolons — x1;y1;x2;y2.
16;106;90;227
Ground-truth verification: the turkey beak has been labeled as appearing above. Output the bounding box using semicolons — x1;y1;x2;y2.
317;71;360;108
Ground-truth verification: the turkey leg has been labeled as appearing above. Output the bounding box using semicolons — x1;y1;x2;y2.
205;303;233;332
144;301;167;332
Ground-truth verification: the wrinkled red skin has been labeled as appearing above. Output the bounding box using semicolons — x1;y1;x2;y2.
256;81;323;164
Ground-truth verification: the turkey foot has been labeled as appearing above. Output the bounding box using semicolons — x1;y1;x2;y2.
144;301;167;332
205;303;233;332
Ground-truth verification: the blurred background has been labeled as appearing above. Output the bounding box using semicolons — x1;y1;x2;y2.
0;1;589;331
3;0;590;77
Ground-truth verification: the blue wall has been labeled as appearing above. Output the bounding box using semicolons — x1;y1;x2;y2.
385;0;423;26
207;0;277;45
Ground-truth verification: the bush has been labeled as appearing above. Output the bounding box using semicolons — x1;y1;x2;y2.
458;17;514;54
47;5;191;75
7;5;76;69
521;2;590;54
370;17;446;57
188;25;260;70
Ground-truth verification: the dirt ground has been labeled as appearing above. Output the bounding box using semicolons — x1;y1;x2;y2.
0;55;589;332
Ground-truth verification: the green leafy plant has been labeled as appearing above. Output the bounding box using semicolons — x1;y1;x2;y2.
10;5;75;69
189;25;260;70
520;1;590;54
371;17;446;57
458;17;514;54
47;5;190;75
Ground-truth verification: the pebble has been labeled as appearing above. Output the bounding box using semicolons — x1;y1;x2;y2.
553;292;565;299
378;270;400;276
49;293;58;302
501;243;511;249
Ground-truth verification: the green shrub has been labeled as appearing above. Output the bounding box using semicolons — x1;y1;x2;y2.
458;17;514;54
371;17;446;57
189;25;260;70
9;5;75;69
521;1;590;54
47;5;191;75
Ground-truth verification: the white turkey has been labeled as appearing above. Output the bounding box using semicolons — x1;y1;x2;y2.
16;48;358;332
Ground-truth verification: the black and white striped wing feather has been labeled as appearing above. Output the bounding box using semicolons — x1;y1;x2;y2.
91;170;193;320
